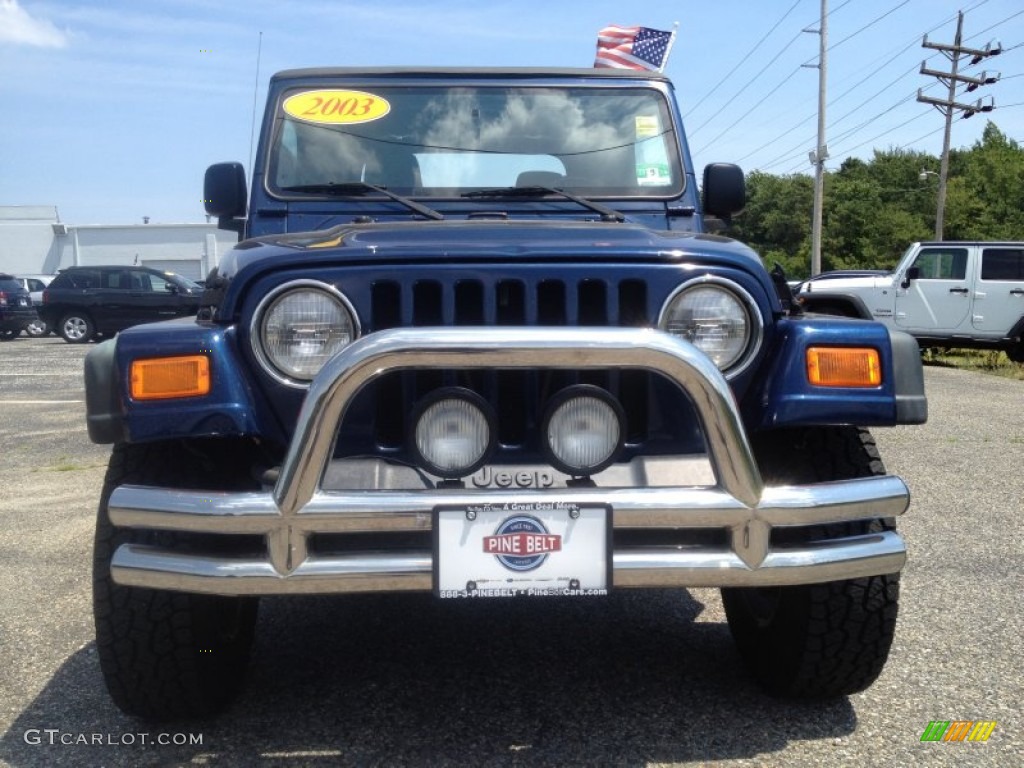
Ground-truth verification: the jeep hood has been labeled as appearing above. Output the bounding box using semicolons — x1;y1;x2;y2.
215;220;764;280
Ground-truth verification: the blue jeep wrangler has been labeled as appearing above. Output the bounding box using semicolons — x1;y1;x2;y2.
85;67;927;720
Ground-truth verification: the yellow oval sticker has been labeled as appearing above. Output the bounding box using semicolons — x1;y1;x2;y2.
282;90;391;125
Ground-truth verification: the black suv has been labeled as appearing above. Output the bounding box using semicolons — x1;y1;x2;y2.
0;273;37;341
39;266;202;343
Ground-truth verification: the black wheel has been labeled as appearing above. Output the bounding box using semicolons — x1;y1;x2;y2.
93;440;262;720
1008;344;1024;364
59;312;94;343
0;329;16;341
721;426;900;699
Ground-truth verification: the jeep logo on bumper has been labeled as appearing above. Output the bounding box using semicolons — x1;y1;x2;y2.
470;467;557;489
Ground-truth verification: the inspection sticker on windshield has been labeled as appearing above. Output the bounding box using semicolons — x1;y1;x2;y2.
434;502;610;598
635;115;661;138
282;90;391;125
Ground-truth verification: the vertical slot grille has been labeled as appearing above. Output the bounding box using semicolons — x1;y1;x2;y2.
496;280;526;325
366;274;656;450
412;281;442;325
537;280;567;324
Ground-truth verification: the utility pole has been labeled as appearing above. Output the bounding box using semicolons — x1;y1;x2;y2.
804;0;828;276
917;11;1000;240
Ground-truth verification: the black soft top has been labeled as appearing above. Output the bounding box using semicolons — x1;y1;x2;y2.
271;67;671;82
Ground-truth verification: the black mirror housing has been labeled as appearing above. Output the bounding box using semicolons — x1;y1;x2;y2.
703;163;746;218
204;162;248;225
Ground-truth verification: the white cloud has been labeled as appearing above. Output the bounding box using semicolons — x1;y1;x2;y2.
0;0;68;48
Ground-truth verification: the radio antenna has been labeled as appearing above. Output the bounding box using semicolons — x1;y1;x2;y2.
247;31;264;180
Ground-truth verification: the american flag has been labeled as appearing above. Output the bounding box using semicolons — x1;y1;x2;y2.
594;25;674;71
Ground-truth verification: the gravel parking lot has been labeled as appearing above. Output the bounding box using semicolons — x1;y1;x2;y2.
0;335;1021;767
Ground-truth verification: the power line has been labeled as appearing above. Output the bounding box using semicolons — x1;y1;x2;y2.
689;0;860;139
699;64;808;149
688;29;807;139
815;0;910;57
757;82;935;171
744;1;1010;173
735;51;920;165
683;0;804;118
965;8;1024;42
716;0;954;162
735;17;963;165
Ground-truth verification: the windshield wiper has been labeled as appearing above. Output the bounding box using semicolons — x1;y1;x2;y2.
280;182;444;221
461;185;626;222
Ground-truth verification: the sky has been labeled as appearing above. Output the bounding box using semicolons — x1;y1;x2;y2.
1;0;1021;226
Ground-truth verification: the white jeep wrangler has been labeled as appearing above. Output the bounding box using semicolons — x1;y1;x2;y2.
796;241;1024;362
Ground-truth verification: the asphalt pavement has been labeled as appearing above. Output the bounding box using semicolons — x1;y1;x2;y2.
0;335;1020;767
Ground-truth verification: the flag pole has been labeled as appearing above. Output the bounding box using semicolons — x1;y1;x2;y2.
659;21;679;72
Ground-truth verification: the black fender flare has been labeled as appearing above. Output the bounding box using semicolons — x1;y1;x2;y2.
888;329;928;425
85;339;126;444
797;291;874;320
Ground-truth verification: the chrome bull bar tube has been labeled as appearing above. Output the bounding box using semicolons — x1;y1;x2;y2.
108;327;909;594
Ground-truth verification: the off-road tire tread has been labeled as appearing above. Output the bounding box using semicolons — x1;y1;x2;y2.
722;426;900;699
93;440;260;720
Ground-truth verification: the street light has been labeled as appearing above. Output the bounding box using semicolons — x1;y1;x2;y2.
919;169;939;182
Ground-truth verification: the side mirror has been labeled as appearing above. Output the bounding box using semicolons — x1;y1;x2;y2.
900;266;920;289
703;163;745;219
204;162;247;234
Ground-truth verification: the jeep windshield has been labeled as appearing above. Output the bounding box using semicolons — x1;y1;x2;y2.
268;85;683;199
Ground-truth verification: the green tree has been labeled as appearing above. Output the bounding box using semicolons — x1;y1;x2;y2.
722;121;1021;275
944;123;1024;239
730;171;813;277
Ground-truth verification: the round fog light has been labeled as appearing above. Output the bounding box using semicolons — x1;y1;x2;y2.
412;389;494;478
543;386;624;476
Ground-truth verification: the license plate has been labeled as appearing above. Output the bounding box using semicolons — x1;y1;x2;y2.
434;502;610;598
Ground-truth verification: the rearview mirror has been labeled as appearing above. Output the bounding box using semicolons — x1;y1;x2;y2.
703;163;745;218
204;162;247;235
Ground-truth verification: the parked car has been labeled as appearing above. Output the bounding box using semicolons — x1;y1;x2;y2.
795;242;1024;361
14;275;54;336
39;266;202;343
0;273;38;340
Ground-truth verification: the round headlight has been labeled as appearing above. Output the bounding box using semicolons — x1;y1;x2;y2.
256;282;358;383
543;386;624;477
412;389;495;479
659;279;759;373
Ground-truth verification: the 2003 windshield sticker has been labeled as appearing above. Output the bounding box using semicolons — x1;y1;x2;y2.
283;90;391;125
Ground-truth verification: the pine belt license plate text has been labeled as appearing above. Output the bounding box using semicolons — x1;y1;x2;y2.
434;502;610;598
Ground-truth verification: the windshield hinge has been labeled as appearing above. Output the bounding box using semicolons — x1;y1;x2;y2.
667;205;696;217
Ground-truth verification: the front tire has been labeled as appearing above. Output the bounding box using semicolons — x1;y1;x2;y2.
93;440;261;720
60;312;94;343
721;426;900;698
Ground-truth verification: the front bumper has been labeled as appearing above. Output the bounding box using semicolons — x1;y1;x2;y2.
108;327;909;595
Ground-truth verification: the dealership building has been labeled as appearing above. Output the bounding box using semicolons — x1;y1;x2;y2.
0;205;240;281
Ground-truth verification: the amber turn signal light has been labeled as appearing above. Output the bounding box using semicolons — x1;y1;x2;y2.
806;347;881;388
130;355;211;400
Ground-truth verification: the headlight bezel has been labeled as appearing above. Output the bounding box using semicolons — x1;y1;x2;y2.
657;276;764;378
251;279;361;388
